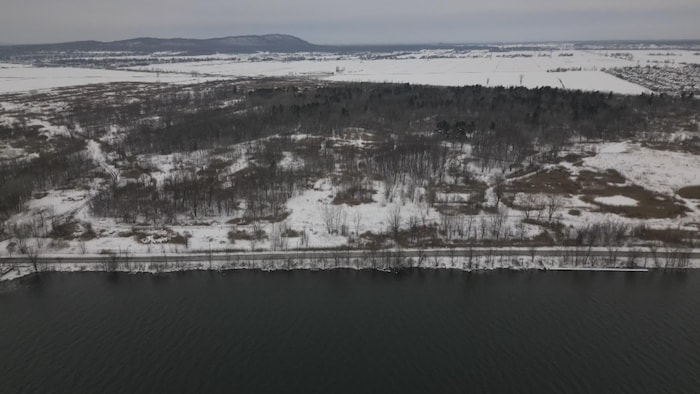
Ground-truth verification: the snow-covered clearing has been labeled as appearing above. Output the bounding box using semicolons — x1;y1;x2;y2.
285;178;440;248
583;142;700;195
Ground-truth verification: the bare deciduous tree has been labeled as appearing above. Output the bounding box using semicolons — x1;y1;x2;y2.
352;212;363;242
387;205;402;241
322;204;346;235
545;194;564;222
492;174;506;207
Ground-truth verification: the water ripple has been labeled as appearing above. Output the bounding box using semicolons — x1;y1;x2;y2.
1;270;699;393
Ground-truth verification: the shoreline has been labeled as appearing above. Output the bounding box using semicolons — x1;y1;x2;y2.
2;246;697;282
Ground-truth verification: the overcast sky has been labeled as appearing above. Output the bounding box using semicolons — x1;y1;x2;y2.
2;0;699;44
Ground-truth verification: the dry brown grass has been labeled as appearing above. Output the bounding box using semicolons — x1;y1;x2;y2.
49;221;97;240
510;167;624;197
332;180;376;205
578;169;626;188
281;228;302;238
434;181;487;194
288;135;324;156
360;231;391;249
332;193;375;205
530;231;556;246
434;203;482;216
523;218;566;236
633;226;698;246
228;229;266;243
228;211;290;225
339;129;384;144
121;163;152;180
506;163;541;179
678;185;700;199
227;230;255;241
49;221;80;239
642;138;700;154
433;179;487;216
198;158;233;177
507;168;579;195
581;185;686;219
557;151;595;165
509;166;686;219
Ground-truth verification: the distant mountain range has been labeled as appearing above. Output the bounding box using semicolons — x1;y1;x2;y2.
0;34;499;56
0;34;321;55
2;35;698;56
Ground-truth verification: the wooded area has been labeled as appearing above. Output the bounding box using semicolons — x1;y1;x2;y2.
1;80;699;256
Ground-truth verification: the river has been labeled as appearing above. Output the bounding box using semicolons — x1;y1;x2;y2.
1;270;699;393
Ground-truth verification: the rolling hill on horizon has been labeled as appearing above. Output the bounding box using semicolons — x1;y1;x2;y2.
3;34;700;56
0;34;321;55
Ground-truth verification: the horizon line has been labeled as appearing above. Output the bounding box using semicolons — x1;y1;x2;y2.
3;34;700;48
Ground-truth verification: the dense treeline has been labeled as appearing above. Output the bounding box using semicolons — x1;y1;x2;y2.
120;83;698;158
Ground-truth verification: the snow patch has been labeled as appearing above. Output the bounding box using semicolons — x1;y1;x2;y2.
594;195;639;207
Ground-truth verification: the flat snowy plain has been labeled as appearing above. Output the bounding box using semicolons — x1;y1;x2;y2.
0;63;217;94
134;49;700;94
3;48;699;94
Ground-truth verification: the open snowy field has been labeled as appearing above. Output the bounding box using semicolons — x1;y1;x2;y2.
3;48;700;94
128;49;700;94
0;63;218;94
327;69;648;94
134;53;648;94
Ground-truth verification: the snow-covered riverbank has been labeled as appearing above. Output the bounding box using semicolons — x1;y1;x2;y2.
3;247;697;281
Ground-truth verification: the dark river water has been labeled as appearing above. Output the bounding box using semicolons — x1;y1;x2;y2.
1;270;700;393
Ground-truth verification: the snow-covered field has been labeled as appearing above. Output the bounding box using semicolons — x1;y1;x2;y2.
0;63;217;94
3;48;700;94
332;70;648;94
134;52;653;94
128;49;700;94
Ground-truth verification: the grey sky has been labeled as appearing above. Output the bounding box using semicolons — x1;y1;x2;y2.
3;0;699;44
